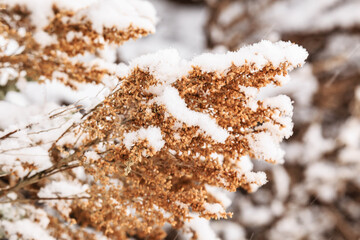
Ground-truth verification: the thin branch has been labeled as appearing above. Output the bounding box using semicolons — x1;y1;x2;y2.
0;122;36;141
48;105;79;119
0;129;19;140
0;154;78;197
0;140;55;153
0;137;99;197
0;196;90;204
328;204;359;240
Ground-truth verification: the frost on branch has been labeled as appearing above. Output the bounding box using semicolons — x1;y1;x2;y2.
0;0;156;88
48;41;307;237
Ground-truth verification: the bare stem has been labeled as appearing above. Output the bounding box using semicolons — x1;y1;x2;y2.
0;196;90;204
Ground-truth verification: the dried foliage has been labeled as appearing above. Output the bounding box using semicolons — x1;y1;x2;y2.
50;59;299;237
0;0;307;239
0;2;152;88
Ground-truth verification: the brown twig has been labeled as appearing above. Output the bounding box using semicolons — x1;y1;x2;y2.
0;154;78;197
0;196;90;204
328;204;359;240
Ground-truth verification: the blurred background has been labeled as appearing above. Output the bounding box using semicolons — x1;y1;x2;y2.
117;0;360;239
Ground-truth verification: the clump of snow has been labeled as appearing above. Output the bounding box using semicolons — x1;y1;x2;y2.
182;214;218;240
130;49;190;88
272;166;290;200
123;126;165;152
260;95;294;140
1;39;24;56
205;185;233;209
191;40;308;73
239;86;259;111
247;132;285;164
243;171;268;187
305;162;338;202
259;65;318;125
75;0;157;34
131;40;307;82
33;31;57;47
84;150;101;161
210;221;246;240
38;180;89;198
203;202;225;217
237;155;254;173
356;86;360;101
71;166;88;182
338;118;360;148
5;91;28;107
1;219;56;240
156;86;229;143
263;95;293;119
239;199;273;226
0;203;53;240
0;67;18;87
285;123;337;165
339;147;360;164
302;124;336;163
269;207;335;240
262;0;360;33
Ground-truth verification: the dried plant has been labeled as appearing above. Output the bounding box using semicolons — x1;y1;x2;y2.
0;0;307;239
0;0;155;88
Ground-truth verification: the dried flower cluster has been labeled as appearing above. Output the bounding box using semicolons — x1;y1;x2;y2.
0;0;155;88
51;43;306;238
0;0;308;239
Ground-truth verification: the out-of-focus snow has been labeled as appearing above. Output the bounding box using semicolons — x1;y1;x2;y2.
182;214;218;240
118;0;207;61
